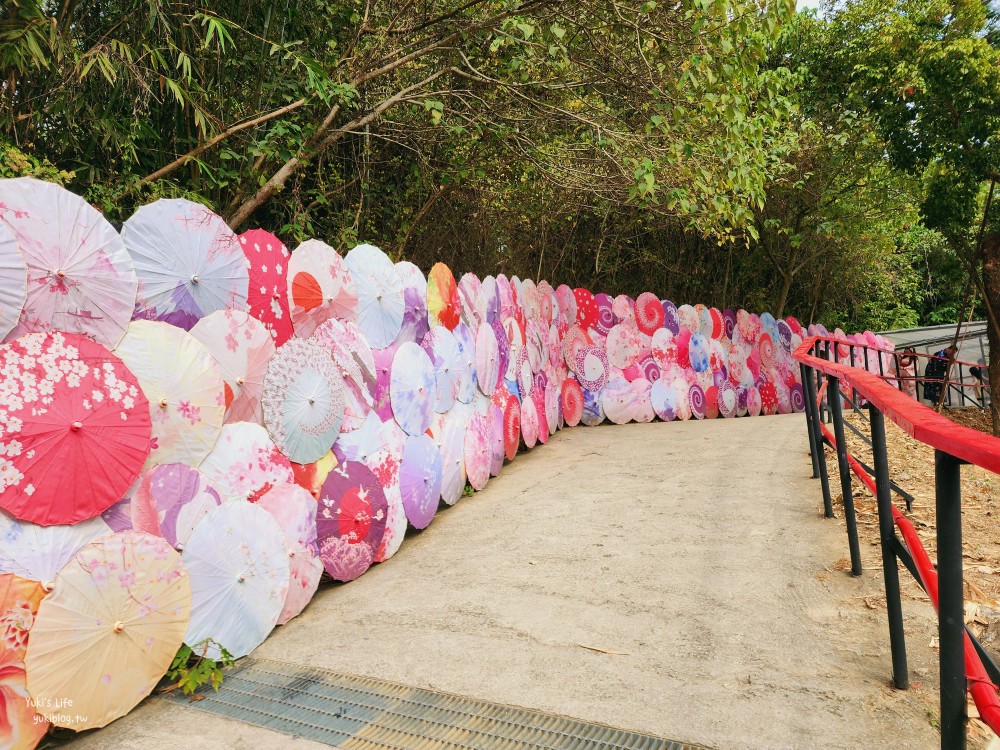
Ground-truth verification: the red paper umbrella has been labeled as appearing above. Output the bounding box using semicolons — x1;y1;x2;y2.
709;308;725;340
704;385;720;419
427;262;461;330
573;288;598;330
503;394;520;461
239;229;293;346
560;377;584;427
0;332;151;525
634;292;664;336
760;381;779;415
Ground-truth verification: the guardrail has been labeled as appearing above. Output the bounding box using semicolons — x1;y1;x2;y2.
794;335;1000;750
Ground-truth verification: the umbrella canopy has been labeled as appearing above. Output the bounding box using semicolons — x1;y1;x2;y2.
421;327;461;413
317;460;387;582
650;379;676;421
689;383;707;419
574;345;610;392
581;387;605;426
0;512;110;590
288;239;357;338
256;483;322;624
105;464;221;551
594;293;616;336
439;410;467;506
366;445;407;563
561;377;584;427
400;434;442;529
123;198;247;331
602;378;634;424
503;394;521;460
25;532;190;730
0;178;137;349
488;402;505;477
312;318;376;432
520;396;539;448
457;273;482;332
452;322;478;404
344;244;404;349
514;347;533;402
0;331;151;525
476;276;500;326
333;410;383;465
427;262;460;330
718;381;738;418
631;378;655;423
0;573;48;750
115;320;224;470
182;503;288;660
0;223;25;342
370;345;397;421
607;323;642;369
263;337;346;464
190;309;275;424
634;292;664;335
475;321;500;396
464;412;491;491
291;450;337;501
239;229;293;346
394;261;430;345
573;288;598;330
389;342;435;435
200;422;294;503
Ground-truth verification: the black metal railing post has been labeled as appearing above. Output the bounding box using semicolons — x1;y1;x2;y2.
869;406;909;690
935;450;967;750
801;363;821;479
828;373;863;576
803;356;834;518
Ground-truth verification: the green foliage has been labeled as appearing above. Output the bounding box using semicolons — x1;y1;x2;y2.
165;640;235;696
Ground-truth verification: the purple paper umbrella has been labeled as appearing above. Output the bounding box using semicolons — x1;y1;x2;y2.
400;434;443;529
316;460;387;582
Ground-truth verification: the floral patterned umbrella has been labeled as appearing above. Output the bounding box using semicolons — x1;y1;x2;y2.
239;229;293;346
573;288;598;330
394;261;430;345
463;412;491;491
312;318;376;432
602;378;634;425
574;345;609;392
421;327;461;413
561;377;584;427
650;379;677;421
115;320;223;470
0;512;110;591
200;422;294;503
182;503;287;660
263;337;345;464
317;460;387;582
555;285;577;326
503;393;521;460
0;331;151;525
371;345;397;421
0;573;48;750
400;434;442;529
607;323;642;369
475;321;500;397
476;275;500;326
190;309;275;424
102;464;221;551
452;322;478;404
0;178;137;349
427;262;460;330
488;401;505;477
256;483;322;624
520;396;539;449
288;239;357;337
344;244;404;349
0;223;25;342
439;409;468;506
389;342;435;436
123;198;247;331
25;532;190;730
457;273;482;332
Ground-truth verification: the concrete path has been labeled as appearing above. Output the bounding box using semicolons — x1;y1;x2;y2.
69;414;942;750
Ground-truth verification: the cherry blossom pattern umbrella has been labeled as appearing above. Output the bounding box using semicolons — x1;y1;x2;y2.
389;342;435;436
400;434;443;529
650;379;676;421
476;275;500;326
256;484;321;625
190;309;275;425
475;321;500;397
718;381;738;418
239;229;293;346
0;178;137;349
464;412;491;491
367;446;406;563
312;318;376;431
457;273;482;331
114;320;223;470
104;464;221;551
630;378;655;423
0;512;110;590
561;377;584;427
555;284;576;326
561;324;590;372
427;262;461;330
488;402;505;477
514;347;534;403
123;198;247;331
607;323;642;369
520;396;539;449
316;460;387;580
0;224;25;342
182;503;288;660
438;411;467;506
199;422;294;503
421;327;461;413
574;345;610;392
263;336;345;464
0;331;151;525
345;244;404;348
25;532;190;730
370;345;396;421
287;239;357;338
602;378;634;425
333;410;382;466
0;573;48;750
394;261;430;346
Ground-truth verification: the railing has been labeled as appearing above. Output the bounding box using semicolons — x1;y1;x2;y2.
795;336;1000;750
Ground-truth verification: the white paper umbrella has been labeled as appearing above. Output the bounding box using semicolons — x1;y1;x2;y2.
439;409;467;506
389;342;435;436
312;318;376;432
182;502;289;659
200;422;294;503
288;239;357;337
190;309;275;424
344;243;404;348
114;320;225;469
421;327;461;413
0;222;26;340
0;511;110;590
0;177;137;348
453;322;478;404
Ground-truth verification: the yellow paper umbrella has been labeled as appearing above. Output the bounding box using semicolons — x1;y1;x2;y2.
24;532;190;730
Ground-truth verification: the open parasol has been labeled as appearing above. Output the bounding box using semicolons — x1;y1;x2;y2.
239;229;293;346
0;512;110;591
389;342;435;436
438;410;468;506
464;412;491;491
288;239;357;337
394;261;430;345
0;223;25;342
561;377;584;427
0;573;48;749
427;262;461;330
400;434;443;529
421;327;461;413
316;460;387;582
344;244;404;349
574;345;610;392
312;318;376;432
199;422;294;503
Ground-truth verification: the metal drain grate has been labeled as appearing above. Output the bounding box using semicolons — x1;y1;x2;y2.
163;657;710;750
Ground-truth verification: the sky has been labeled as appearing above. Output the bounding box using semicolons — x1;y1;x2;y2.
796;0;823;10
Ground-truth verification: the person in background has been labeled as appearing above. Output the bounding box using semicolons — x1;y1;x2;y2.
897;348;918;399
923;344;957;404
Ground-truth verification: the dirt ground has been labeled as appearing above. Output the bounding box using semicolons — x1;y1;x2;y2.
69;414;948;750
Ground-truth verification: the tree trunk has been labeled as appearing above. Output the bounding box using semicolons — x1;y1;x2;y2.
981;230;1000;435
775;270;792;319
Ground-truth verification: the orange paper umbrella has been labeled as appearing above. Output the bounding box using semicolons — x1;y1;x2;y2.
0;574;48;750
427;262;460;330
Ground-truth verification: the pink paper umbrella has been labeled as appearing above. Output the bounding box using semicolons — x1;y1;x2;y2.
561;377;584;427
0;178;137;349
631;378;655;422
607;323;642;369
368;446;406;563
200;422;294;503
689;383;707;419
532;379;549;445
602;378;634;424
288;239;357;337
594;293;616;336
123;198;248;331
438;409;468;506
390;342;435;435
613;295;635;326
555;284;576;326
464;412;491;491
421;327;461;413
457;273;482;332
487;403;504;476
239;229;293;346
520;396;539;448
760;381;779;415
573;288;598;330
394;260;430;346
561;324;591;372
544;379;559;436
0;223;25;341
574;345;609;391
312;318;377;431
504;394;521;460
317;460;387;582
256;483;322;624
371;344;396;421
746;385;762;416
634;292;664;336
190;309;275;425
475;321;500;396
400;434;442;529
